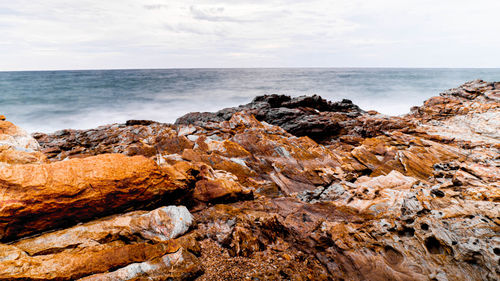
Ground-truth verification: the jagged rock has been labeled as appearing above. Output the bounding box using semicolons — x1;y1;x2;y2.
409;80;500;150
33;122;193;160
193;169;499;280
350;132;463;179
35;112;349;196
175;94;411;144
192;165;253;203
0;153;196;241
0;206;201;280
180;112;347;195
175;94;362;126
0;118;46;165
411;80;499;121
4;80;497;280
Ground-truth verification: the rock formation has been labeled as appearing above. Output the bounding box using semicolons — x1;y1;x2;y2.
0;80;497;280
0;206;200;280
0;153;193;241
0;119;46;165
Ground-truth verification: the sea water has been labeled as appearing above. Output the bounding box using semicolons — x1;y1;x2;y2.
1;68;499;133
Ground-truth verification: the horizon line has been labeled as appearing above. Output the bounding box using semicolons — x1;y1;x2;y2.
1;66;500;73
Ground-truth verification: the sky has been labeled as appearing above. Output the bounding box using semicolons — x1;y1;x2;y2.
0;0;499;70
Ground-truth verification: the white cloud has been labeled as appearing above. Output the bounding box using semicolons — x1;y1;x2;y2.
0;0;499;70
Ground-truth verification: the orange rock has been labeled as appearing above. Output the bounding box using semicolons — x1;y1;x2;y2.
77;247;202;281
0;206;199;280
13;206;193;255
193;166;252;202
0;153;195;241
0;120;45;165
0;236;195;281
351;132;462;180
0;146;46;164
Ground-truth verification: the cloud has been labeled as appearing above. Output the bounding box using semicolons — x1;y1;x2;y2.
143;4;168;10
163;22;226;37
189;6;250;22
0;0;499;70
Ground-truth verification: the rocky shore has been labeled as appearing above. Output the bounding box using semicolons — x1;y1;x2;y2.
0;80;498;280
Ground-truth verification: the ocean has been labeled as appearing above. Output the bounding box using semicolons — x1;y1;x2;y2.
1;68;499;133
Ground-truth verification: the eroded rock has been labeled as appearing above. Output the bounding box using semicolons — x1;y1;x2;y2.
0;154;195;241
0;117;45;165
0;206;200;280
2;80;497;280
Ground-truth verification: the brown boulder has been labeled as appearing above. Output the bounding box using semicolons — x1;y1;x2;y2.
0;153;195;241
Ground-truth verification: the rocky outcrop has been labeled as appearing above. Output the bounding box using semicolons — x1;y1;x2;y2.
0;152;253;242
350;132;463;179
0;118;46;165
33;122;192;160
0;80;498;280
35;112;350;196
175;94;412;144
411;80;500;147
0;153;194;241
0;206;201;280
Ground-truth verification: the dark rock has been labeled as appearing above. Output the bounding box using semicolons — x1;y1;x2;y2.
125;119;158;126
176;94;383;144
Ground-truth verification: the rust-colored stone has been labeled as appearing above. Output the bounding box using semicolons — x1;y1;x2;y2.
0;154;193;241
0;206;198;280
0;120;45;165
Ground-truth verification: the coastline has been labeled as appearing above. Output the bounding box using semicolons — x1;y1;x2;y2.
0;80;498;280
4;67;500;134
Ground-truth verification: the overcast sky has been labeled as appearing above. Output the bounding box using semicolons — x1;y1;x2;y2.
0;0;499;70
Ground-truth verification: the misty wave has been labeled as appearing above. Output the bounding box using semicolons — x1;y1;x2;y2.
1;68;499;133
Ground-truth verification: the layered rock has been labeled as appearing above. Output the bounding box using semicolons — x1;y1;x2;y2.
33;122;192;160
350;132;463;179
35;112;349;195
0;153;194;241
412;80;500;146
0;80;497;280
0;152;254;242
0;206;201;280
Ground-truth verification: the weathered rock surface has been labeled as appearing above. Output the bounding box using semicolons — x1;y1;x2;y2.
0;117;46;165
0;206;201;280
0;154;192;241
0;152;253;242
410;80;500;146
175;94;413;145
0;80;498;280
33;122;191;161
